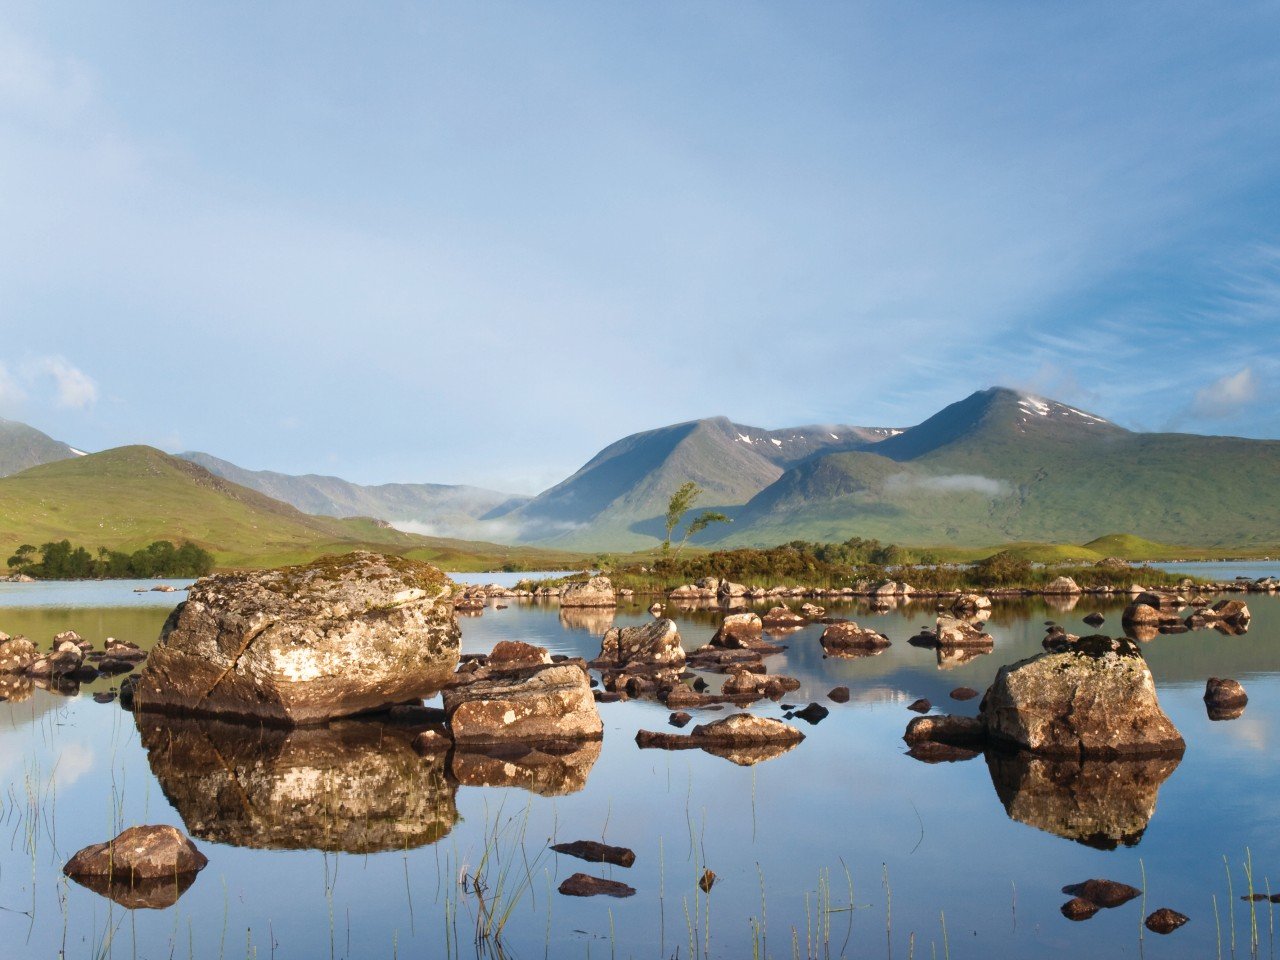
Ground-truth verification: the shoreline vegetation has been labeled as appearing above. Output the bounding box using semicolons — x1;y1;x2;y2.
5;539;216;581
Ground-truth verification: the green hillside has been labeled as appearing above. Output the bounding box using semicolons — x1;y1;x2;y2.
0;417;80;477
0;446;584;572
716;388;1280;550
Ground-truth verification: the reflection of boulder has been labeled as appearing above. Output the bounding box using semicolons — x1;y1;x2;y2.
68;871;200;910
137;714;458;853
558;606;617;636
936;647;990;670
450;740;602;795
700;740;800;766
1042;594;1080;613
985;750;1181;849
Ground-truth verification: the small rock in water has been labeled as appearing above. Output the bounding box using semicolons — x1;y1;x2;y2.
558;873;635;898
1061;879;1141;908
669;711;692;728
949;687;979;701
550;840;636;868
1144;908;1189;934
1061;897;1100;921
1083;613;1106;627
828;686;850;703
793;703;829;724
92;691;116;704
907;698;931;713
698;869;717;892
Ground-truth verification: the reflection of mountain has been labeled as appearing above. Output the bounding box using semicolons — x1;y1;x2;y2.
450;740;602;795
138;715;458;853
986;750;1181;849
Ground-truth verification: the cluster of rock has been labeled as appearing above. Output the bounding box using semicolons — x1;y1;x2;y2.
0;630;146;695
1119;590;1251;640
666;577;916;605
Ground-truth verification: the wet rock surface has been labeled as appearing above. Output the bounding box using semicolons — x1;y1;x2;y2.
133;552;460;724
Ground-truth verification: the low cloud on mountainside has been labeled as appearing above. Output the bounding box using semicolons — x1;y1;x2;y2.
884;473;1011;497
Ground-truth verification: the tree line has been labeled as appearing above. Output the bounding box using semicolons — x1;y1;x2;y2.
6;540;216;580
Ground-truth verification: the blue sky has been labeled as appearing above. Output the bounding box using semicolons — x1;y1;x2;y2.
1;1;1278;493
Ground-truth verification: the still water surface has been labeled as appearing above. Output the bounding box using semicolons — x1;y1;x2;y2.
1;570;1278;959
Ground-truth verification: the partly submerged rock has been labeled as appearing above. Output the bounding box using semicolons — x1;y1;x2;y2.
138;713;458;852
711;612;766;648
442;663;603;745
1062;878;1141;908
1145;908;1190;934
990;752;1181;849
0;635;39;674
1204;677;1248;720
64;825;207;887
935;616;995;649
980;636;1184;758
132;552;460;725
597;618;685;667
559;576;617;608
550;839;635;868
1060;897;1101;921
820;621;890;653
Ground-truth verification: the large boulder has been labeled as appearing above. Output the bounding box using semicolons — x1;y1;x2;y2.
131;552;460;725
597;618;684;667
980;636;1184;758
442;663;603;745
560;576;617;608
1043;576;1083;595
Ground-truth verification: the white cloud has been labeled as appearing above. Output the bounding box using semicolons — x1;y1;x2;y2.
885;473;1011;497
24;356;99;409
1190;367;1257;420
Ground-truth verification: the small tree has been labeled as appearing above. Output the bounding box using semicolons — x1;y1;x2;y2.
662;482;701;554
661;482;730;556
6;544;37;571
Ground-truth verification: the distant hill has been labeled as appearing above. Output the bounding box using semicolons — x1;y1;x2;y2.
178;451;527;537
714;388;1280;549
502;416;901;549
0;418;83;477
0;447;580;571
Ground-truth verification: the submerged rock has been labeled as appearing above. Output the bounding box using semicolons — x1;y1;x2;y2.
132;552;460;725
138;714;458;852
442;663;603;745
980;636;1184;758
991;752;1181;849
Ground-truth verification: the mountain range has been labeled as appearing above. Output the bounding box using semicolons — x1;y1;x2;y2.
3;387;1278;559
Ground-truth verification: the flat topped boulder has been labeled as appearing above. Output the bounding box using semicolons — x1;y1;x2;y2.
560;576;617;608
980;636;1184;758
442;662;603;745
132;552;461;725
820;621;890;651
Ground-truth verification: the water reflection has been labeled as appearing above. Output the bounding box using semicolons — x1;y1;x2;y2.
138;715;459;853
67;871;200;910
558;606;617;636
985;750;1181;850
450;740;602;795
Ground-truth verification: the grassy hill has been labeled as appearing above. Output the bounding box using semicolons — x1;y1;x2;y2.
715;388;1280;550
0;446;584;572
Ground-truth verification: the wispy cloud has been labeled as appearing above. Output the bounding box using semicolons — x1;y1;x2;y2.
0;361;25;409
26;356;99;409
1191;367;1257;419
